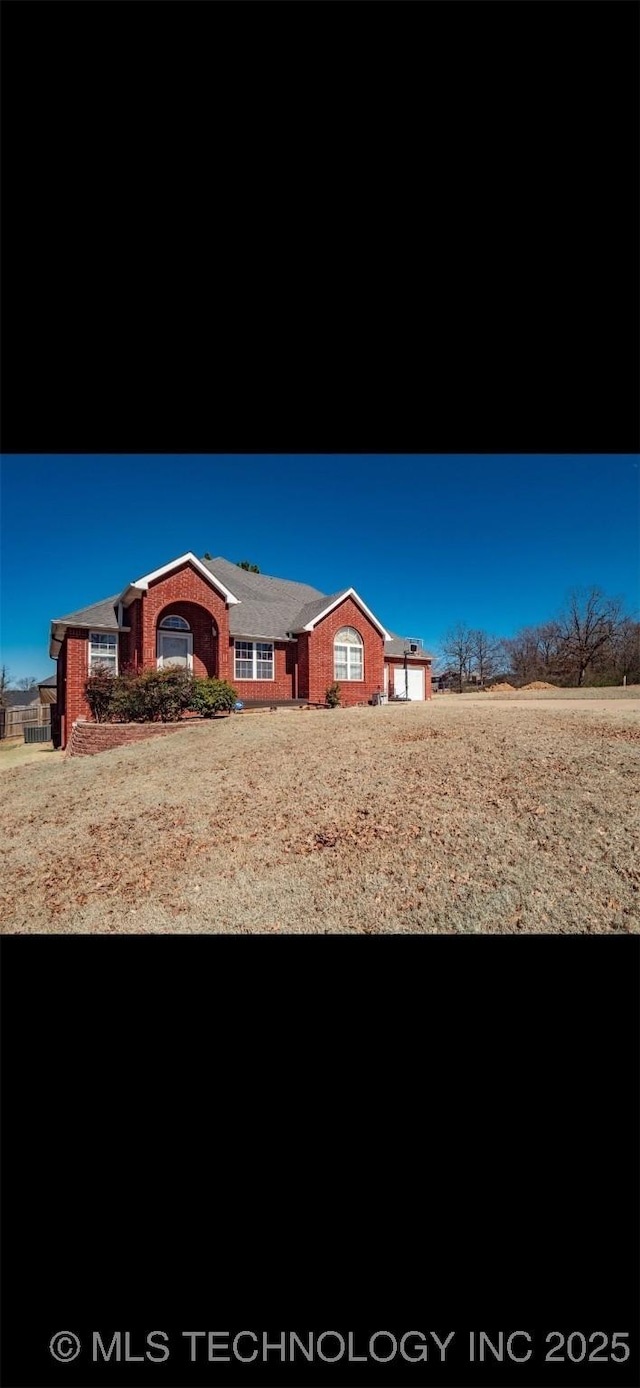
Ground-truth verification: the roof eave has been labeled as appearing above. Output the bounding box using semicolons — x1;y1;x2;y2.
299;589;391;641
127;553;241;606
49;619;129;659
118;583;144;606
232;632;297;643
386;650;433;661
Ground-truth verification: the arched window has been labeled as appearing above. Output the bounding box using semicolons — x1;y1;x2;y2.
159;615;190;631
334;626;364;681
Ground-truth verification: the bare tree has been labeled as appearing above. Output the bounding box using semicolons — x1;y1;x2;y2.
469;629;498;688
442;623;473;693
611;618;640;684
437;591;634;692
500;627;541;685
556;587;623;687
534;621;561;678
0;666;12;706
16;676;38;691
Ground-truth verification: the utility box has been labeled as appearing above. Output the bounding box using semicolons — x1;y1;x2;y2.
24;723;51;744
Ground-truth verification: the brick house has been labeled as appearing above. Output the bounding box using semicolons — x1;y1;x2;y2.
48;553;432;748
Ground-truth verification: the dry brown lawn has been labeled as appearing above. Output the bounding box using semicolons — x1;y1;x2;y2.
0;739;57;771
2;693;638;934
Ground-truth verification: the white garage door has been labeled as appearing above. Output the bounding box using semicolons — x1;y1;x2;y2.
394;666;424;700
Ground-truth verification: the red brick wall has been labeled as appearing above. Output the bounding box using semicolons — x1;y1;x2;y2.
230;640;295;701
142;564;231;679
297;633;310;700
154;600;220;679
286;643;297;697
122;597;142;670
306;598;385;706
56;640;67;748
386;657;432;699
64;628;94;734
59;562;232;747
66;721;185;758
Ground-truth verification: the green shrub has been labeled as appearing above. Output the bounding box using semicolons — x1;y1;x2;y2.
112;667;196;723
326;682;341;708
85;667;239;725
109;670;145;722
84;668;117;722
190;677;238;717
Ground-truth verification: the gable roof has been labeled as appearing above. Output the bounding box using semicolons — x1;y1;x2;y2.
48;556;411;652
292;590;351;630
122;552;240;606
292;588;391;640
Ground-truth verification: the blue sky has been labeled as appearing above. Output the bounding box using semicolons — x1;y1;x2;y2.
1;455;638;681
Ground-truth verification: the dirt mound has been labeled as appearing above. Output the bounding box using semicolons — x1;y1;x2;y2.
520;681;558;691
488;682;516;692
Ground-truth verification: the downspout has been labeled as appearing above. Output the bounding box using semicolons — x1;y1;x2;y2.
288;633;299;699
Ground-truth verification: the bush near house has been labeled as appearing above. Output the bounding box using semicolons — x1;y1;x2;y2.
325;682;341;708
189;678;238;718
84;668;238;724
114;668;195;723
85;669;119;723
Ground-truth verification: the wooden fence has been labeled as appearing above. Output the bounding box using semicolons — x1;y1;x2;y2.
0;704;52;739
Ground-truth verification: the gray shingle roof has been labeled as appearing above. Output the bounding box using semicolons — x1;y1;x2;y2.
3;689;41;708
203;558;329;640
291;590;351;632
384;633;432;659
49;559;431;652
38;675;58;688
54;595;120;628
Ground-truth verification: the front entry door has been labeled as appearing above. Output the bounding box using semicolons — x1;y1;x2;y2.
158;633;193;669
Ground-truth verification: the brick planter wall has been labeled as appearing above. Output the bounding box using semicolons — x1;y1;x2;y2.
66;721;187;758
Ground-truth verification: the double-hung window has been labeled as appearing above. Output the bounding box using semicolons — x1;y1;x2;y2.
89;631;118;674
234;640;274;680
334;626;364;681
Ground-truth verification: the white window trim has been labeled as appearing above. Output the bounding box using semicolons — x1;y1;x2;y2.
334;646;364;681
157;631;194;671
334;629;364;682
234;640;275;681
159;615;191;631
88;631;119;675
